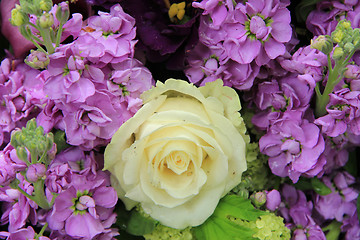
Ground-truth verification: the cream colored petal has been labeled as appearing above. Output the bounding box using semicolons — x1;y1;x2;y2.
160;164;207;199
104;95;166;170
141;79;207;105
141;184;225;229
140;162;192;208
205;110;247;193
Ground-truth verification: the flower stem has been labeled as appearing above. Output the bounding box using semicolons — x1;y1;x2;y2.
32;180;51;209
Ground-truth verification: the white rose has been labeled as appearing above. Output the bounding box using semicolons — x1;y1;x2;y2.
104;79;247;229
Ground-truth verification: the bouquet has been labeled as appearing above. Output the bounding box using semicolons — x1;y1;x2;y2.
0;0;359;239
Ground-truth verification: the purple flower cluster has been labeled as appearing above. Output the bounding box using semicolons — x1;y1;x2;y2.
39;4;153;150
306;0;360;36
277;170;359;239
0;146;118;239
186;0;294;90
0;59;45;147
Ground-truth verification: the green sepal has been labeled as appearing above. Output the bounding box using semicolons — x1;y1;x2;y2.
192;195;267;240
311;178;332;195
53;130;69;153
126;209;158;236
322;221;342;240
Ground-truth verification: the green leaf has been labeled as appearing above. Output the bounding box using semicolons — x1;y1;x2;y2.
311;178;332;195
193;195;266;240
53;130;70;153
322;221;342;240
344;149;358;177
126;209;158;236
214;195;265;221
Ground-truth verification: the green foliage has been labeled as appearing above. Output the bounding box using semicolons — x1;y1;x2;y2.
192;195;266;240
294;177;332;196
126;210;158;236
295;0;324;24
144;225;193;240
53;130;70;154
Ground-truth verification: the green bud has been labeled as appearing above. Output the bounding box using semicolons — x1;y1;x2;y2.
332;29;344;43
26;119;37;130
16;146;29;163
353;29;360;46
39;0;53;12
10;4;27;26
344;42;354;54
38;12;54;28
250;192;267;208
46;132;54;150
333;47;344;60
10;130;22;148
310;35;333;55
339;19;352;30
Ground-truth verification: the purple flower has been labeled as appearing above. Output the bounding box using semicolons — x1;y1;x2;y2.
316;88;360;137
265;189;281;211
26;163;47;183
314;172;358;222
306;1;359;36
0;58;45;145
222;0;292;66
259;112;325;182
280;45;327;89
47;174;117;239
1;175;37;232
193;0;234;26
342;212;360;240
0;143;27;186
0;226;50;240
251;74;315;130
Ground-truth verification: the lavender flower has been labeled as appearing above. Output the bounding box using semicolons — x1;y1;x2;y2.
0;58;45;146
223;0;292;66
315;88;360;137
314;171;358;222
47;174;117;239
306;0;360;36
0;226;50;240
259;112;325;182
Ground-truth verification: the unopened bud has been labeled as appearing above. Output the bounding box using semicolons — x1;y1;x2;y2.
344;42;354;53
333;46;344;60
26;163;46;182
26;119;37;130
38;13;54;28
56;2;70;23
10;130;22;148
310;35;333;55
16;146;29;163
10;5;27;26
39;0;53;12
340;19;352;30
25;50;50;69
250;191;267;208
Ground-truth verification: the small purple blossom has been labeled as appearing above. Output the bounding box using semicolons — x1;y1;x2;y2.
265;189;281;211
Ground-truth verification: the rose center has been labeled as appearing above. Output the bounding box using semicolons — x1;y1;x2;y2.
165;151;190;175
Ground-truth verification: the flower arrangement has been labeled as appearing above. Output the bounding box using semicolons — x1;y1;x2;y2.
0;0;359;239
